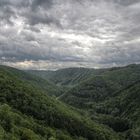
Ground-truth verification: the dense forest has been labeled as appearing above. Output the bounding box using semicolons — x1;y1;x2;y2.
0;64;140;139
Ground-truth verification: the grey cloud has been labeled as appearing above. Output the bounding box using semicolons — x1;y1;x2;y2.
0;0;140;70
114;0;140;6
0;28;84;63
24;26;41;33
0;0;11;6
31;0;53;10
0;5;16;25
0;0;58;26
26;11;61;26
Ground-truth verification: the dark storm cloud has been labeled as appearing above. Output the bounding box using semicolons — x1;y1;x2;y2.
24;26;41;33
31;0;53;10
0;0;58;26
0;0;10;6
0;4;15;25
26;11;61;26
114;0;140;6
0;0;140;69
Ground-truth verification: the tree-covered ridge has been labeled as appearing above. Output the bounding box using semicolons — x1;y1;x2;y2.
0;104;75;140
0;65;120;140
27;67;106;87
56;64;140;139
0;65;63;97
60;64;140;108
27;65;139;88
1;64;140;139
92;81;140;139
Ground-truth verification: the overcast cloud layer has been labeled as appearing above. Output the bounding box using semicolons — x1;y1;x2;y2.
0;0;140;70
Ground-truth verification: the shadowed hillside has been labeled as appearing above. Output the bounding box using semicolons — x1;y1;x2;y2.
27;67;106;87
28;64;140;139
0;65;120;140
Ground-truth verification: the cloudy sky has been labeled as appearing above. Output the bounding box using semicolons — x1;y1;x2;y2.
0;0;140;70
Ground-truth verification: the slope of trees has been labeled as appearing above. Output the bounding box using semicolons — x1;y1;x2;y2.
27;67;106;87
55;64;140;139
1;64;140;139
92;81;140;139
0;65;63;97
0;65;120;140
60;64;140;108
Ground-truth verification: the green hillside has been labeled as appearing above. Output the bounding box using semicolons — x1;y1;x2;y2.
92;81;140;139
60;64;140;108
57;64;140;139
0;65;63;97
0;65;120;140
27;68;106;87
1;64;140;139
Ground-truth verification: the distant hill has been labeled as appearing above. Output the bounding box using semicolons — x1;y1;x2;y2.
0;65;119;140
60;64;140;108
58;64;140;139
27;65;140;88
27;67;106;87
0;65;63;97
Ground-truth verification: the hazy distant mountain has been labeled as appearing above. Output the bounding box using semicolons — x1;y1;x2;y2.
27;67;106;87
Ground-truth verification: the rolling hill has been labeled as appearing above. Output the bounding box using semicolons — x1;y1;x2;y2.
57;64;140;139
28;64;140;139
0;65;63;97
60;64;140;108
92;81;140;139
27;67;106;87
0;65;120;140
